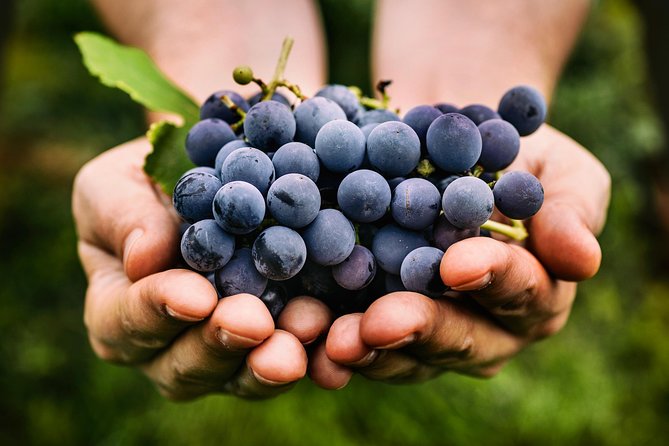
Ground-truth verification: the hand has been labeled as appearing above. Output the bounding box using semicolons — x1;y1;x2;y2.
309;125;611;388
72;138;332;400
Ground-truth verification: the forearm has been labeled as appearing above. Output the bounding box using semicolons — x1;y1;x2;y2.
92;0;327;103
373;0;590;109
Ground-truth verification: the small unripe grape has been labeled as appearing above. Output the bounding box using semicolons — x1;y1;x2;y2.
233;65;254;85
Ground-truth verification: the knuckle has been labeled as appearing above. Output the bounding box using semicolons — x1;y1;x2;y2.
532;314;568;340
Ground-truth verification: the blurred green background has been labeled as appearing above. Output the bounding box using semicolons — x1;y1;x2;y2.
1;0;669;444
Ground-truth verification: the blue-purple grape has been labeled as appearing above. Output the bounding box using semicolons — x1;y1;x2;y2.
252;226;307;280
180;219;235;272
244;101;296;151
200;90;250;125
301;209;355;266
402;105;442;150
173;172;222;223
220;148;275;195
212;181;265;234
293;97;346;147
332;245;377;290
459;104;501;125
441;176;494;229
426;113;482;173
185;118;237;167
371;224;429;275
357;109;400;127
391;178;441;230
493;171;544;219
400;247;445;297
214;140;248;178
214;248;267;297
266;174;321;228
432;214;480;251
337;169;391;223
272;142;320;182
477;119;520;171
367;121;421;177
315;120;366;173
498;85;547;136
315;84;361;121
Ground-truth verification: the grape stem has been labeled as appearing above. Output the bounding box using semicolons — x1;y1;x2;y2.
263;37;294;101
277;79;307;100
481;219;528;241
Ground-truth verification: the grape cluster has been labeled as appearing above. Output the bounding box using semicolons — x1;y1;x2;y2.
173;78;546;319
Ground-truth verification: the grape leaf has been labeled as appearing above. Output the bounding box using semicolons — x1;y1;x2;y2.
145;121;194;194
75;32;201;193
74;32;200;123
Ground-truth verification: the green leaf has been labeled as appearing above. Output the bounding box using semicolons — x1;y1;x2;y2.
74;32;200;124
145;121;194;194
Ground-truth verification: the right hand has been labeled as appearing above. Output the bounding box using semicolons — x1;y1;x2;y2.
72;138;333;400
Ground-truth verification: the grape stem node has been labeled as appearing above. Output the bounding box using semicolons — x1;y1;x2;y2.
481;219;528;241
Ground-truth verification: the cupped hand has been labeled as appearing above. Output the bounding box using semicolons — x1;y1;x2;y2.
310;125;611;389
72;138;333;400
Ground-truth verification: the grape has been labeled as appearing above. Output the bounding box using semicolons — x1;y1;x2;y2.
293;97;346;147
252;226;307;280
266;174;321;228
434;103;459;114
400;247;445;297
357;109;400;127
391;178;441;230
315;169;345;208
477;119;520;171
430;174;461;195
372;224;429;274
232;65;254;85
181;166;217;178
367;121;421;177
200;90;250;125
387;177;406;193
459;104;501;125
214;140;248;177
173;172;222;223
212;181;265;234
314;120;366;174
214;248;267;297
426;113;482;173
479;171;497;183
337;169;391;223
259;283;290;320
432;214;480;251
332;245;377;290
493;171;544;219
402;105;442;150
498;85;547;136
315;84;361;121
360;123;379;139
244;101;296;151
180;219;235;272
441;176;494;229
185;118;237;167
301;209;355;266
220;148;275;195
248;91;292;107
272;142;320;182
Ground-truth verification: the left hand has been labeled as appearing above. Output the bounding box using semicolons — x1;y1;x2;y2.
308;125;611;388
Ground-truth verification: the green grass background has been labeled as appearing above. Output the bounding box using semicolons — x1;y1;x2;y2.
1;0;668;444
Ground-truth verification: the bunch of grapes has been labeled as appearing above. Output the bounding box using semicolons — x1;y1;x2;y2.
172;46;546;320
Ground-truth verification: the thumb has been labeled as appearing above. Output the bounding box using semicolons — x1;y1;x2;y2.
73;138;180;282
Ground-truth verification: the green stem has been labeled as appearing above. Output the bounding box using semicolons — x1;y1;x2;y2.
471;165;484;178
360;96;386;110
253;77;269;94
480;219;528;241
277;79;307;100
221;95;246;118
416;159;436;177
263;37;294;101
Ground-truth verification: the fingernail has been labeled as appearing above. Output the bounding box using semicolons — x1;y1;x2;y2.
450;273;493;291
377;334;416;350
349;350;378;367
217;328;262;350
122;228;144;267
164;305;205;322
251;368;289;387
